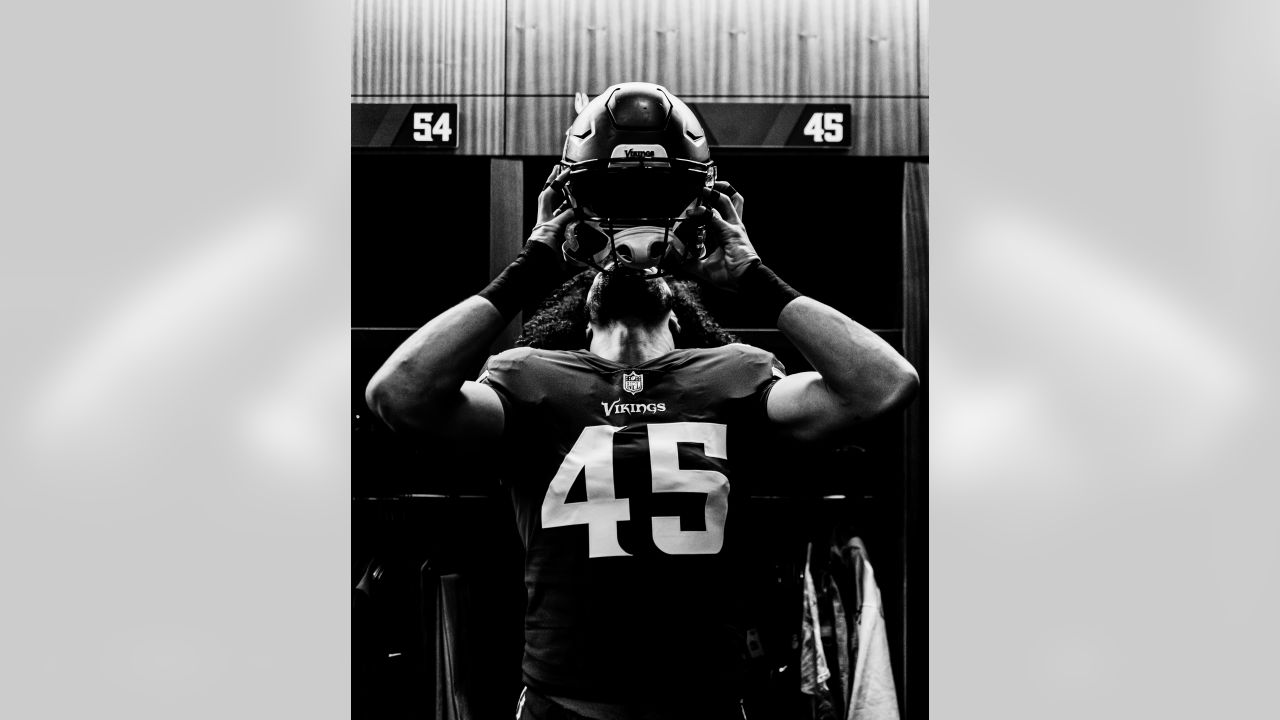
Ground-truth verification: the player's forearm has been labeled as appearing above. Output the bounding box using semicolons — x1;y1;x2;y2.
365;296;506;428
777;296;919;418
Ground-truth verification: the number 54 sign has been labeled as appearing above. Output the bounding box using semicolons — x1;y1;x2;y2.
412;109;454;144
350;103;460;149
403;103;457;148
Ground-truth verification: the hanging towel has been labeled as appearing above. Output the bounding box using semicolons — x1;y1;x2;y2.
842;539;899;720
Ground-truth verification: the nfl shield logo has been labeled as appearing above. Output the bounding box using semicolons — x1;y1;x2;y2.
622;371;644;395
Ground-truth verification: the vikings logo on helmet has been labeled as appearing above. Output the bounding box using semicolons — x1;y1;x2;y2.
557;82;716;277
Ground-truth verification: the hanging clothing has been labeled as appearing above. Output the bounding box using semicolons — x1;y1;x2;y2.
800;543;839;720
435;573;474;720
818;571;850;719
838;538;899;720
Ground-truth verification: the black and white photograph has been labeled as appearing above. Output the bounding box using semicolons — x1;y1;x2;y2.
352;2;929;718
9;2;1280;719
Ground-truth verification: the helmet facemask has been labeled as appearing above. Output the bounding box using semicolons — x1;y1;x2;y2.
561;161;716;278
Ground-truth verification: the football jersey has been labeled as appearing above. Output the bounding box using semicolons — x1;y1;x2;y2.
479;343;784;704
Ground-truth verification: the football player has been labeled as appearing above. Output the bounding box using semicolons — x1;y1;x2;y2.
366;83;918;720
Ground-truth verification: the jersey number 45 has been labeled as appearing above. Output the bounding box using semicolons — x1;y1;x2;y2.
541;422;728;558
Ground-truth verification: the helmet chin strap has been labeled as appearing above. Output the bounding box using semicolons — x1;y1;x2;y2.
562;190;706;277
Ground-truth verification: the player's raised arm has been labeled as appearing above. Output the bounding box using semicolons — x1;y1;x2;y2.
683;182;919;443
365;172;574;438
769;295;919;442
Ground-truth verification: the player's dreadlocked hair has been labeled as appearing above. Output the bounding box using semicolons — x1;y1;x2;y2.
516;271;739;350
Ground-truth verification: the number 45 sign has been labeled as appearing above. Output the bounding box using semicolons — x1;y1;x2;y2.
787;104;852;147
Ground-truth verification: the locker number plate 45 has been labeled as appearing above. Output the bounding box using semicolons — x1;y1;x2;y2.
787;104;852;147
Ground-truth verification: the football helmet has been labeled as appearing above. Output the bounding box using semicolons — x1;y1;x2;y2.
556;83;717;276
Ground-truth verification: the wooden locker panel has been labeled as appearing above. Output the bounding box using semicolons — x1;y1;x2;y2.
852;97;921;156
505;95;577;156
351;0;920;99
489;159;524;352
506;96;919;158
853;0;919;97
353;0;505;97
919;0;929;95
900;160;928;720
662;0;917;97
689;97;921;156
505;0;918;98
506;0;662;96
651;0;814;97
920;98;929;156
788;0;859;96
353;97;504;155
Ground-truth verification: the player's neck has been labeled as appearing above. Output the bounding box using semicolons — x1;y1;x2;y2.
588;322;675;366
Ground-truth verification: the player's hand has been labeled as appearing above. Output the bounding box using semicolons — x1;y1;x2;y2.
528;166;574;249
680;181;761;289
